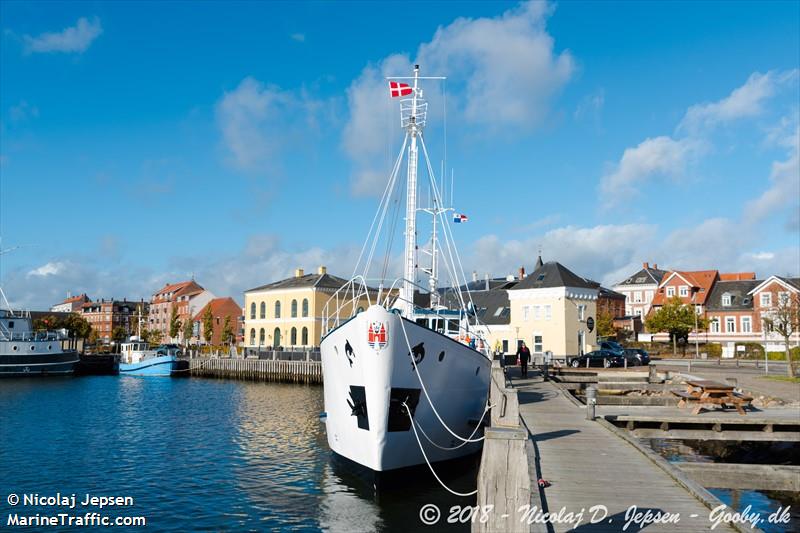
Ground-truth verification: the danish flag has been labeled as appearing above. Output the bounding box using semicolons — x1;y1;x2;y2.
389;81;412;98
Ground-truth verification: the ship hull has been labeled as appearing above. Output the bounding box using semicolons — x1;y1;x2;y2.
321;305;490;472
0;348;79;376
119;355;177;377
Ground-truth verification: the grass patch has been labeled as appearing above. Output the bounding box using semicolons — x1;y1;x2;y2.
760;375;800;384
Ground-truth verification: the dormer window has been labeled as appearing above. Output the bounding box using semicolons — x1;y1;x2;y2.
721;293;732;307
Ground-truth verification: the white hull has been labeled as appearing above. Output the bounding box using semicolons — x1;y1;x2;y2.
321;305;490;472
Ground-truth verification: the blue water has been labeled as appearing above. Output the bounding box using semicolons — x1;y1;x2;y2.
0;377;476;531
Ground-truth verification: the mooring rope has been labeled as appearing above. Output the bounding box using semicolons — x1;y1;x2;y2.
412;400;493;451
403;401;477;497
398;318;486;443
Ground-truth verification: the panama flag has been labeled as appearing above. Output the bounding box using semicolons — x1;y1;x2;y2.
453;213;468;224
389;81;412;98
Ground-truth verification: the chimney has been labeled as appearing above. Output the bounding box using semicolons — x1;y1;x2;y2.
643;262;650;269
67;291;72;299
472;271;478;282
519;266;526;280
653;263;658;269
295;268;304;278
484;273;490;291
317;266;327;275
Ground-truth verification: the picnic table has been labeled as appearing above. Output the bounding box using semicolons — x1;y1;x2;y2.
672;379;753;415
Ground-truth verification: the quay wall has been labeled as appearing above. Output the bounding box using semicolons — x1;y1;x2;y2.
186;357;322;384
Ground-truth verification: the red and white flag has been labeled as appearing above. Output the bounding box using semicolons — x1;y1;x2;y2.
389;81;412;98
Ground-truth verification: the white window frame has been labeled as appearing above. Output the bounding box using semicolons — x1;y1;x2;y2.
741;316;752;333
725;316;736;333
577;305;586;321
778;291;790;305
679;285;689;297
721;294;731;307
760;293;772;307
533;305;541;320
532;334;543;354
544;305;552;320
523;305;530;321
709;319;720;333
666;287;675;297
634;291;642;303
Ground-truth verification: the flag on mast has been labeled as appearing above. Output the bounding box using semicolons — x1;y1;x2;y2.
389;81;412;98
453;213;468;224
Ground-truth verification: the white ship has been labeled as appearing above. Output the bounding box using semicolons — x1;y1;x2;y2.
320;65;491;476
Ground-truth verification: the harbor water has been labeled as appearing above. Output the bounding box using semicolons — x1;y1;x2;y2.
0;377;476;531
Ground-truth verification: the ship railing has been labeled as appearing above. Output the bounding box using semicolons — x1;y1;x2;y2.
381;277;491;358
1;330;67;342
321;275;373;335
0;308;31;319
400;98;428;128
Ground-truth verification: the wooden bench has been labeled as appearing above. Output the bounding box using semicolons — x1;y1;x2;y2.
672;390;700;408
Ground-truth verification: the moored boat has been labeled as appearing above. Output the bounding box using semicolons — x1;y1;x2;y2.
0;308;79;376
118;340;179;376
320;65;491;476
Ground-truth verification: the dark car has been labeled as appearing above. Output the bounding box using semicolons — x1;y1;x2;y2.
623;348;650;366
599;340;625;355
570;349;625;368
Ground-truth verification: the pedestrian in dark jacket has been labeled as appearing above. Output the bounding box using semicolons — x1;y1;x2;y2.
516;342;531;378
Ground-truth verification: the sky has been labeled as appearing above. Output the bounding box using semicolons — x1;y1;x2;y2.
1;0;799;309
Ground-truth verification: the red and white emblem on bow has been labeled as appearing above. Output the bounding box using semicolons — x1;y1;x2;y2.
367;321;388;350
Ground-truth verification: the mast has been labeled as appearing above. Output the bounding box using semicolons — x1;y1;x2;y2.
400;65;421;317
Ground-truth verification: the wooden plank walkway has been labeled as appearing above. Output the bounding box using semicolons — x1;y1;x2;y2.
186;358;322;384
516;376;737;532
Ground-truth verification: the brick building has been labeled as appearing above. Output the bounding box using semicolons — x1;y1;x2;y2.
190;297;244;345
80;299;147;344
149;280;215;343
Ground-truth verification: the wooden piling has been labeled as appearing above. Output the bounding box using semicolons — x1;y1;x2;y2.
186;356;322;384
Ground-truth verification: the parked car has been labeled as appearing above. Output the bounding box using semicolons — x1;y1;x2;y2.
570;349;626;368
623;348;650;366
599;340;625;355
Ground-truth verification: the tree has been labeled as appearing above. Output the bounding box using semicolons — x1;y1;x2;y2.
762;292;800;378
596;309;616;338
88;329;99;346
645;296;707;357
112;326;127;344
202;305;214;345
33;315;59;331
221;315;234;346
169;306;182;340
63;313;91;339
182;316;194;346
143;328;162;346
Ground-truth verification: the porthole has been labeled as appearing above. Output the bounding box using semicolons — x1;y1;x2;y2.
12;345;18;351
30;345;36;351
48;344;53;350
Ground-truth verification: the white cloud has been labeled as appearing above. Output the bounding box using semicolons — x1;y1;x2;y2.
746;125;800;229
290;33;305;42
343;0;574;195
23;17;102;54
678;70;798;134
215;77;321;171
574;89;604;121
9;101;39;122
27;262;65;277
600;136;701;201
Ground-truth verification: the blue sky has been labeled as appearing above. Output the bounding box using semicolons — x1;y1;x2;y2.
1;1;798;309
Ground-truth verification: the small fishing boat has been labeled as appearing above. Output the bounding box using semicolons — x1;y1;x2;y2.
118;339;179;376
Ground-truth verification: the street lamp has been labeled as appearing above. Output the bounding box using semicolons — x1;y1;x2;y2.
692;287;700;359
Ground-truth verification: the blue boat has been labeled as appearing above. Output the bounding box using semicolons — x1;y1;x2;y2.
118;340;179;376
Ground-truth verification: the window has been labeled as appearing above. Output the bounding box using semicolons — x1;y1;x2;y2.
645;291;653;303
250;328;256;345
275;301;281;318
8;321;13;329
635;309;642;316
634;291;642;303
760;293;772;307
577;305;586;321
357;306;364;313
721;293;731;307
259;328;265;345
533;305;541;320
741;316;752;333
725;317;736;333
523;306;530;321
273;327;281;348
710;319;720;333
260;302;266;319
302;299;309;317
544;305;552;320
502;339;509;353
679;286;689;297
778;292;790;305
291;327;297;345
666;287;675;297
291;299;298;318
533;335;543;354
302;327;308;345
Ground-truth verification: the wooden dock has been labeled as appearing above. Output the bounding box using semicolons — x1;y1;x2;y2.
186;358;322;384
515;375;738;532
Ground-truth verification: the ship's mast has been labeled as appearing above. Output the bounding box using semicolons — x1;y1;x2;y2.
400;65;421;317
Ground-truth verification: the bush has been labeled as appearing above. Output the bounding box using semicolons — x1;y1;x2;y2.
736;342;766;359
703;343;722;359
766;347;800;361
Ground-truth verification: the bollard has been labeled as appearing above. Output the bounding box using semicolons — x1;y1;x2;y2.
688;358;692;373
543;362;549;381
648;364;657;383
586;386;597;420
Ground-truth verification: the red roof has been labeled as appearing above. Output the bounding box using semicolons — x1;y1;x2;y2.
193;297;242;322
652;270;719;306
720;272;756;281
154;280;204;299
60;293;90;304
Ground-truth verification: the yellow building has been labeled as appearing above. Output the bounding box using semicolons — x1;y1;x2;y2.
506;258;599;361
243;266;369;349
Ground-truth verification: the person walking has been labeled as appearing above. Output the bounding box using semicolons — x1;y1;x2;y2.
516;341;531;378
